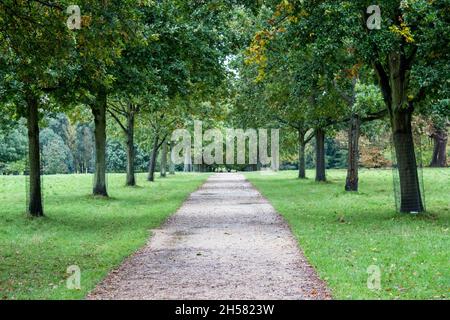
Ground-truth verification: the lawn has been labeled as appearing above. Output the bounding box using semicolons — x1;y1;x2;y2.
245;168;449;300
0;172;209;299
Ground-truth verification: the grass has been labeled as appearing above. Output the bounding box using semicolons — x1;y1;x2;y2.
1;169;448;300
245;168;449;300
0;172;209;299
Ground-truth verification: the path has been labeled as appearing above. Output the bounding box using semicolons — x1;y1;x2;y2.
87;173;330;300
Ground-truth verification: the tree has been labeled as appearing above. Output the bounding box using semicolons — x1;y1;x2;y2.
248;0;449;212
40;128;72;174
106;140;127;173
333;72;387;191
108;100;144;186
138;1;244;181
146;106;178;182
0;121;27;174
343;81;387;189
245;4;352;182
0;0;76;216
71;0;142;196
429;125;448;167
354;0;448;211
423;100;449;168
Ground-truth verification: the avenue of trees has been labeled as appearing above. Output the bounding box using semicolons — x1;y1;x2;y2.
0;0;448;217
1;0;247;216
242;0;449;212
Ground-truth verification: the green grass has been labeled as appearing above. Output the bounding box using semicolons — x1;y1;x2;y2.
0;172;209;299
245;168;449;300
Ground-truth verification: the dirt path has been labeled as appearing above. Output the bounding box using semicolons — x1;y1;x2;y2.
87;173;330;300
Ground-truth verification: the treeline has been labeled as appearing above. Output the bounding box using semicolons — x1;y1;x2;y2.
0;114;152;175
1;1;251;217
0;114;383;175
3;113;443;175
0;1;448;218
233;0;449;213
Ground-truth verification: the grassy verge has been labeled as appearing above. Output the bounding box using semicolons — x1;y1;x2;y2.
0;172;209;299
245;168;449;300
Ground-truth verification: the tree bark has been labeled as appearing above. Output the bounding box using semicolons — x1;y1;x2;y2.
92;90;108;197
345;114;360;191
298;130;306;179
148;137;159;182
392;109;424;212
430;126;448;167
125;108;136;186
315;128;326;182
160;139;167;177
375;51;425;213
26;95;44;217
389;52;423;212
168;142;175;175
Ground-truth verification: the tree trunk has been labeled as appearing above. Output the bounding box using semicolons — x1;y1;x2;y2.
148;137;159;182
160;139;167;177
168;142;175;175
92;90;108;196
345;114;360;191
26;95;44;217
387;52;423;213
430;127;448;167
256;144;262;171
298;130;306;179
315;128;326;182
392;109;424;212
125;109;136;186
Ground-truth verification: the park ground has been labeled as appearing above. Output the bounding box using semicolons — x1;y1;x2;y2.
0;168;449;300
0;173;209;299
246;168;449;299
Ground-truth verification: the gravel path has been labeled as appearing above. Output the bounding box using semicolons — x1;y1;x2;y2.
87;173;331;300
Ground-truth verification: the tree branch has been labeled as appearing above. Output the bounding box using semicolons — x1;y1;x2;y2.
108;103;128;117
374;61;392;111
107;109;127;134
273;115;300;130
360;109;388;123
